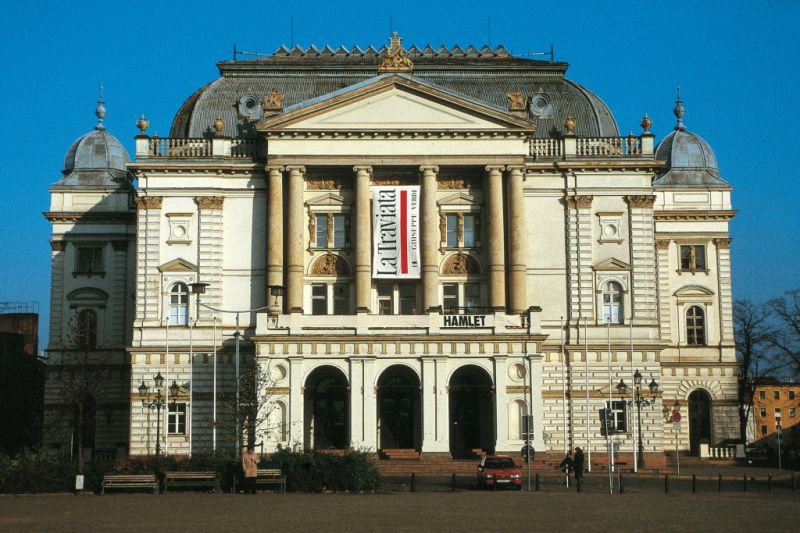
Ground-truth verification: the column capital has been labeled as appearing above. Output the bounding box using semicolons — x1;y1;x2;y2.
195;196;225;210
266;165;285;174
134;196;163;210
419;165;439;174
285;165;306;175
565;195;593;209
505;164;525;174
713;238;732;249
485;165;504;173
50;240;66;252
655;239;671;250
625;195;656;208
353;165;373;176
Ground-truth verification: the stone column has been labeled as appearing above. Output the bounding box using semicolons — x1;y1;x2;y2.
566;195;593;323
714;238;734;343
493;355;510;451
655;239;672;342
266;166;285;311
354;166;373;313
506;166;527;314
626;195;657;323
420;165;440;312
288;356;304;447
486;166;506;311
195;196;225;317
134;196;162;324
286;166;306;313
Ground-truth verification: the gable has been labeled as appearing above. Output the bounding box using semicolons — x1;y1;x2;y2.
306;193;345;207
158;258;198;272
593;258;632;271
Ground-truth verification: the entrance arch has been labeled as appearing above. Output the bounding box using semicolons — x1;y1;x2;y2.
688;389;712;455
377;365;421;451
304;366;349;450
449;365;494;456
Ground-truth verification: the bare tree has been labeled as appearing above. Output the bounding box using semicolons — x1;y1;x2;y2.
769;290;800;376
734;300;775;443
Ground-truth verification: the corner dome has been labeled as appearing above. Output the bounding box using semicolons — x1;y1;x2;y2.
58;97;131;187
654;92;728;189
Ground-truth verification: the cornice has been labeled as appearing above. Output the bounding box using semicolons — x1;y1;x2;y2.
653;210;737;221
43;211;136;223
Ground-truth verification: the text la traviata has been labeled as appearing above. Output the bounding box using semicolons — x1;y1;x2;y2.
372;186;420;279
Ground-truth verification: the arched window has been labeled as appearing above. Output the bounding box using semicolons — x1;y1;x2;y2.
76;309;97;350
169;283;189;325
686;306;705;345
602;281;623;324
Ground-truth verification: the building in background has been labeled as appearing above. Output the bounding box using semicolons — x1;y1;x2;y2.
752;381;799;455
45;35;738;466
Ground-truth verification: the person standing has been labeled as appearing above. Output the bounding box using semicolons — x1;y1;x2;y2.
241;446;260;494
573;447;585;491
558;451;573;488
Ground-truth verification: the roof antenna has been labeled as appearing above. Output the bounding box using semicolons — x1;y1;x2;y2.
487;16;491;48
95;83;106;130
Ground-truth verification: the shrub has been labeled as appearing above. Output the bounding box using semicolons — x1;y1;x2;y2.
0;448;75;493
264;447;379;492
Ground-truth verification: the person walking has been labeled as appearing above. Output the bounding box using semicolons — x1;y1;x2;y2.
241;445;260;494
573;447;585;491
558;451;573;488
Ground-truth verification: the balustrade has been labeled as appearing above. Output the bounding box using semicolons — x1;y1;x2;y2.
148;137;211;158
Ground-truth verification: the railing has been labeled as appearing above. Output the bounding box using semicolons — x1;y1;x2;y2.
442;306;494;315
576;136;642;157
230;139;262;158
149;137;211;158
530;138;561;158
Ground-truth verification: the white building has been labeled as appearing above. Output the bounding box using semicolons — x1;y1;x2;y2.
46;35;738;466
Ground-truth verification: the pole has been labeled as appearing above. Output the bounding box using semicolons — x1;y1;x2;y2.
189;304;193;458
155;390;162;455
777;423;782;471
235;312;241;455
584;318;591;472
560;316;568;455
165;319;170;454
526;355;532;492
607;320;614;476
630;318;636;472
676;426;680;475
636;387;644;470
212;316;217;451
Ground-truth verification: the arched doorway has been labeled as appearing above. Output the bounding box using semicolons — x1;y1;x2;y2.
304;366;349;450
449;365;494;456
688;389;712;455
377;365;421;451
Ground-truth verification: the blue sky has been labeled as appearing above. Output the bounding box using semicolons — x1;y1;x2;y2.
0;0;798;351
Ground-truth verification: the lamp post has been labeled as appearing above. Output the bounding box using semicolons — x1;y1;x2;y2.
139;372;179;455
616;369;659;470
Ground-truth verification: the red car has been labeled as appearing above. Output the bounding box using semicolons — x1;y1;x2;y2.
477;455;522;490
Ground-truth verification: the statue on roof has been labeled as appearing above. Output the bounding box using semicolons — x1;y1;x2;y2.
378;32;414;73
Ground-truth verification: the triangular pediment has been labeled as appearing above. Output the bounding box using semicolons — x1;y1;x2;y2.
257;74;536;132
306;193;345;207
593;258;631;271
158;258;198;272
438;192;477;206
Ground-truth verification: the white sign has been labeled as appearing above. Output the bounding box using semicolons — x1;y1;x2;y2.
372;186;420;279
443;314;487;327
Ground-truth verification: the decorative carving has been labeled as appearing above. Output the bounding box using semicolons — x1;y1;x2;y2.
655;239;671;251
372;177;401;186
713;238;731;249
310;254;350;276
640;113;653;135
326;213;334;247
136;114;149;135
306;177;352;190
134;196;163;210
443;253;480;275
506;90;528;112
439;214;447;243
625;195;656;208
457;213;464;242
213;116;225;137
565;195;593;209
378;32;414;73
564;115;576;136
195;196;225;210
263;90;284;111
437;176;479;190
50;240;66;252
308;212;316;242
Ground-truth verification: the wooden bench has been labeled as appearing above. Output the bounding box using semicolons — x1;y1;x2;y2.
255;468;286;492
102;474;159;494
164;471;220;493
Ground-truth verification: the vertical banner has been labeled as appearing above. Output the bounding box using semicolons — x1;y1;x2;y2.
372;186;420;279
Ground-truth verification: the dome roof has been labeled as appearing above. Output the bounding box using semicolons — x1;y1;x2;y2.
654;92;728;189
58;97;131;187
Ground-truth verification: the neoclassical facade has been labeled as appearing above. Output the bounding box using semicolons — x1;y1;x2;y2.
46;36;738;464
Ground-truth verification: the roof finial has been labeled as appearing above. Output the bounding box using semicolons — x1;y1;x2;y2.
673;85;685;131
95;83;106;130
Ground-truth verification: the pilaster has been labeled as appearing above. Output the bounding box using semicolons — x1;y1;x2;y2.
566;195;593;323
486;165;506;310
288;356;304;448
493;355;510;451
111;240;129;347
134;196;162;323
626;195;657;322
48;240;65;348
421;356;449;452
714;238;734;343
655;239;672;341
195;196;225;317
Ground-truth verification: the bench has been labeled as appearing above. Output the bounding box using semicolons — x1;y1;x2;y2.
256;468;286;492
102;474;159;494
164;471;220;493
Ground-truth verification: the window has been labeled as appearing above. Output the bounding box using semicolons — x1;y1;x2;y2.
332;214;346;248
75;246;103;275
311;284;327;315
774;407;781;416
605;401;628;433
314;213;347;248
315;214;328;248
789;390;796;400
446;214;458;247
169;283;188;325
602;282;623;324
761;424;768;436
773;390;780;400
680;245;706;271
760;407;767;417
376;283;417;315
686;306;705;345
377;283;393;315
759;390;766;400
168;402;187;434
463;214;476;247
790;408;796;418
442;283;483;314
399;283;417;315
76;309;97;350
464;283;480;311
443;283;459;313
333;283;350;314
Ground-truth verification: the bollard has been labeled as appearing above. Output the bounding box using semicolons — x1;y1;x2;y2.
411;473;416;493
718;474;722;492
692;474;697;493
452;473;456;492
535;473;541;492
619;474;625;494
743;475;747;492
665;475;670;494
768;474;772;492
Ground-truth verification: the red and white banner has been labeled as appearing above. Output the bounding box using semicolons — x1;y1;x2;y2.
372;186;420;279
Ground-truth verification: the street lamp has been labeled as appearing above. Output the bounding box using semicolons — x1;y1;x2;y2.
139;372;178;455
617;369;659;469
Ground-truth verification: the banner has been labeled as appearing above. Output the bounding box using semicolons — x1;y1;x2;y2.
372;186;420;279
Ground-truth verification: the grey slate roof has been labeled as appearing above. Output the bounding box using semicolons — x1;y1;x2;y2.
170;44;618;139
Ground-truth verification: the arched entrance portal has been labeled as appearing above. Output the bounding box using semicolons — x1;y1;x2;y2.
449;365;494;456
688;389;712;455
377;365;421;451
304;366;349;450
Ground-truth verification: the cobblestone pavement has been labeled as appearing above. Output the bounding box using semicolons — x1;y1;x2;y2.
1;490;798;532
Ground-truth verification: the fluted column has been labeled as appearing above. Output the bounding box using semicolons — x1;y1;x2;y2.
267;166;285;311
506;165;527;313
354;166;373;313
286;165;306;313
486;166;506;310
420;165;439;312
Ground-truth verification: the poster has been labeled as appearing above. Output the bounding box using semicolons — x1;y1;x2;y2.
372;186;420;279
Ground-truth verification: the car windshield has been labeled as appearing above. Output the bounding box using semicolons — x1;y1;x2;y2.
484;458;515;469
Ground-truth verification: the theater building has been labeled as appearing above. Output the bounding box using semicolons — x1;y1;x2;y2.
45;34;738;464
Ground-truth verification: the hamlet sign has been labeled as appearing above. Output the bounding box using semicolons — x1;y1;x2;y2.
443;314;487;327
372;186;420;279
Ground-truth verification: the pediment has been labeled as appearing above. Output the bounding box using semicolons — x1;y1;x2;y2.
438;192;477;206
257;74;535;132
67;288;109;302
306;193;345;207
158;258;198;272
674;285;714;297
592;258;631;271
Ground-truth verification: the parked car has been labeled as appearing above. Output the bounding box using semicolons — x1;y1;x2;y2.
477;455;522;490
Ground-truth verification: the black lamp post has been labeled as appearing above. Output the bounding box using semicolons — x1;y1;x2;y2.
616;370;659;469
139;372;179;455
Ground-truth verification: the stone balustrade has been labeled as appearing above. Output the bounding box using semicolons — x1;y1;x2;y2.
135;136;263;159
531;135;655;159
